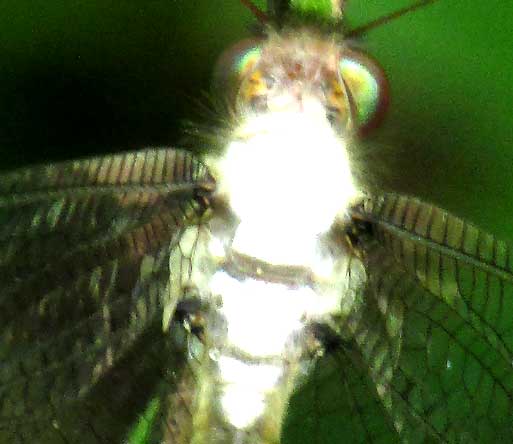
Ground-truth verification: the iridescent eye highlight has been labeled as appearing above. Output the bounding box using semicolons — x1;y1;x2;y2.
235;46;262;79
213;39;262;106
339;49;389;134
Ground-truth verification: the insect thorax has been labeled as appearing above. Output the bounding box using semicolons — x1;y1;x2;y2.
174;89;367;441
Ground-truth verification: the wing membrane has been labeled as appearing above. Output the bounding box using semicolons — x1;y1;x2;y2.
360;245;513;442
282;337;399;444
0;148;214;443
284;193;513;443
353;193;513;442
355;193;513;362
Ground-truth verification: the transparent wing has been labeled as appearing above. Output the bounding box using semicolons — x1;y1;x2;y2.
0;148;214;443
283;193;513;443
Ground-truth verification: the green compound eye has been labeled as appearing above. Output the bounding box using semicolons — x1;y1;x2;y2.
339;48;389;134
234;45;262;78
213;39;262;105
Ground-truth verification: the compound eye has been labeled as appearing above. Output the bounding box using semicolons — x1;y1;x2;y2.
339;48;389;134
213;39;262;106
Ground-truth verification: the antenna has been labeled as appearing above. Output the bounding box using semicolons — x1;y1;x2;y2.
347;0;441;37
240;0;270;24
268;0;291;25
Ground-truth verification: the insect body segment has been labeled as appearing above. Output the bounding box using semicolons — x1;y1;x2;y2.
175;214;363;443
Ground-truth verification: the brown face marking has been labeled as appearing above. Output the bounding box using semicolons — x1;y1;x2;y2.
241;69;269;104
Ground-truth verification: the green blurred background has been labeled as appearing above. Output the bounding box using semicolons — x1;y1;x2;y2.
2;0;513;244
2;0;513;441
